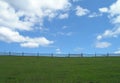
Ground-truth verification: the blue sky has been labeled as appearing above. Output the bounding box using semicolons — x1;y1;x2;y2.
0;0;120;54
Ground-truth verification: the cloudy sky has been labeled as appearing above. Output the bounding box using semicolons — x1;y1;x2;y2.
0;0;120;54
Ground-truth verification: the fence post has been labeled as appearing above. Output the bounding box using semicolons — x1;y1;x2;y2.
95;53;96;57
107;53;109;57
68;53;70;57
22;52;24;56
51;53;53;57
81;53;83;57
37;53;39;56
9;52;11;56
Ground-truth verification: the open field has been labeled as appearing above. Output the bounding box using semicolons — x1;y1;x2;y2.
0;56;120;83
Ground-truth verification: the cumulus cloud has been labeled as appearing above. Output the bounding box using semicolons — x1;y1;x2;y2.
0;0;71;28
5;0;71;11
20;42;40;48
99;0;120;15
0;0;72;48
96;0;120;48
74;47;83;52
88;12;102;18
0;27;54;48
95;41;111;48
107;0;120;26
99;7;108;13
55;32;73;36
58;13;69;19
0;0;32;31
21;37;54;48
112;15;120;24
109;0;120;16
96;27;120;48
114;48;120;54
97;35;102;40
56;48;62;54
97;27;120;40
99;0;120;24
75;6;90;16
0;27;25;43
2;0;71;21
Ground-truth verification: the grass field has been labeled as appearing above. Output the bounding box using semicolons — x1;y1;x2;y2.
0;56;120;83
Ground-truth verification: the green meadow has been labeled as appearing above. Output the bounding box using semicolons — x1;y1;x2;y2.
0;56;120;83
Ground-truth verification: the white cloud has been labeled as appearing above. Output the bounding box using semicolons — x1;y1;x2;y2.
74;47;83;52
95;41;111;48
56;48;62;54
96;0;120;46
52;31;73;37
0;0;71;27
0;0;72;48
6;0;71;11
58;13;69;19
97;35;102;40
0;0;32;31
96;27;120;48
112;15;120;24
99;0;120;24
2;0;71;21
114;48;120;54
99;7;108;13
97;27;120;40
56;32;73;36
0;27;54;48
109;0;120;24
20;42;39;48
88;12;102;18
21;37;54;48
109;1;120;25
109;0;120;16
39;27;49;32
75;6;90;16
99;0;120;16
0;27;25;43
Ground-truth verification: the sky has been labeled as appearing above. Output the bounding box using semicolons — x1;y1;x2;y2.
0;0;120;54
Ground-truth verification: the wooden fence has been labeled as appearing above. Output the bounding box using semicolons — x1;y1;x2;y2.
0;52;120;57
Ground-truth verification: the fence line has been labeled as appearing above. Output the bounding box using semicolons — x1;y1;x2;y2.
0;52;120;57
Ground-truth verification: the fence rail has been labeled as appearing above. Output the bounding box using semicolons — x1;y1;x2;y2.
0;52;120;57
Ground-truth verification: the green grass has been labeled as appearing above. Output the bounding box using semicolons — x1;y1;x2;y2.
0;56;120;83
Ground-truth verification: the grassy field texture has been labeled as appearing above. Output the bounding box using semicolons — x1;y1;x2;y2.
0;56;120;83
